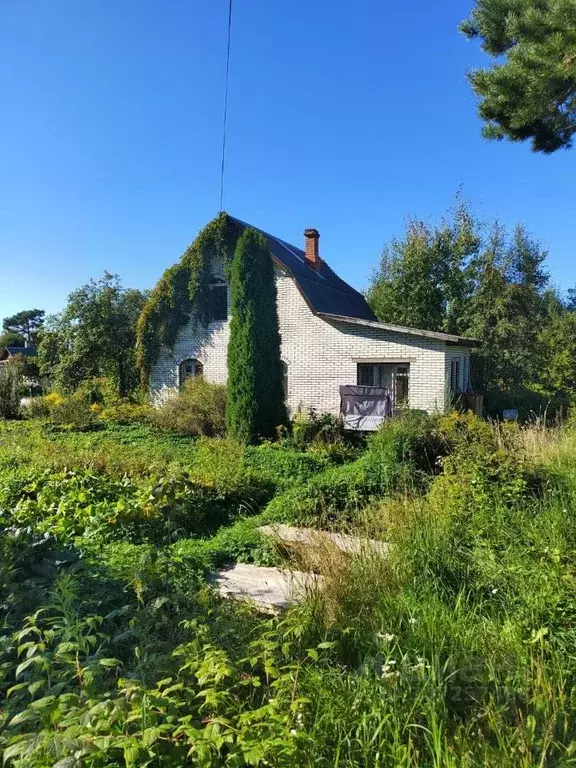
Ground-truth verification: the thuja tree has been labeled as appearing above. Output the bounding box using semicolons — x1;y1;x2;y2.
227;228;287;443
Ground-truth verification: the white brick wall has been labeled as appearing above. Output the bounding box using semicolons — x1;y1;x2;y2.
150;260;471;416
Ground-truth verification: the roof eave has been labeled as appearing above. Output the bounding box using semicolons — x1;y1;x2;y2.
318;313;480;347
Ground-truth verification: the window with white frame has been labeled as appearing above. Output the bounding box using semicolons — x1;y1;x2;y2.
357;363;409;406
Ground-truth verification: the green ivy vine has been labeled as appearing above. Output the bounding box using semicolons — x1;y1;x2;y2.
137;212;242;388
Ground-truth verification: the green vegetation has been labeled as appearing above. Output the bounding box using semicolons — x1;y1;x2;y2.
150;377;227;437
367;202;576;416
461;0;576;153
227;228;287;443
38;273;147;397
136;213;242;389
2;410;576;765
0;359;24;419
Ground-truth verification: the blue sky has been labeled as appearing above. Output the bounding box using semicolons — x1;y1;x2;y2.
1;0;575;319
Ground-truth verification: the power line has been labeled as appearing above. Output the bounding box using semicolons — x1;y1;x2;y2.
220;0;233;212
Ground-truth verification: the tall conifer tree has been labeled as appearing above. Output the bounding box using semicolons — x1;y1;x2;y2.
226;228;287;443
461;0;576;152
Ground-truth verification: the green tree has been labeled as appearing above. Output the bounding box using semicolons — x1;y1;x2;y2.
535;300;576;404
226;228;287;443
367;204;478;333
463;223;550;399
462;223;510;392
2;309;44;346
461;0;576;153
367;204;556;413
566;287;576;311
38;273;148;397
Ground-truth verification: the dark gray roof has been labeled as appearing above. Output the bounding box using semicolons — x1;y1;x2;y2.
230;217;377;322
5;347;37;357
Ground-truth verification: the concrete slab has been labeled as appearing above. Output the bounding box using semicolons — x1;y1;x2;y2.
258;524;389;557
215;563;324;613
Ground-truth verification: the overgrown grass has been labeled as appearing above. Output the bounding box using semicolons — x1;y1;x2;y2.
2;413;576;765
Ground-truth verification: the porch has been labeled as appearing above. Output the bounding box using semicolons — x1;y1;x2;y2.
339;360;481;430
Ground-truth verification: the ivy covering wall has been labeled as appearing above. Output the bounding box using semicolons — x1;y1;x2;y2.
226;228;288;443
136;213;242;388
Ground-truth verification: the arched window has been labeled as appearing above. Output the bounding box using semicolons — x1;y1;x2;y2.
281;361;288;398
179;358;203;388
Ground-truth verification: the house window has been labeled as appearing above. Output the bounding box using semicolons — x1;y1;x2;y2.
450;359;461;395
281;361;288;398
179;358;203;388
209;283;228;322
357;363;410;406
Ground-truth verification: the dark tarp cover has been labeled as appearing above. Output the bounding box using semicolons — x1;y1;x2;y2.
340;385;392;431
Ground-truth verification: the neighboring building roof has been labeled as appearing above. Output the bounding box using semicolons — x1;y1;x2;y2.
6;346;37;357
319;313;479;347
230;217;377;322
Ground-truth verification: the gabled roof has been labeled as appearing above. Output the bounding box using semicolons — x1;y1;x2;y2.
230;218;479;347
319;313;479;347
230;217;377;322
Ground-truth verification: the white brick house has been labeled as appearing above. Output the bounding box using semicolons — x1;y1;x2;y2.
150;218;477;427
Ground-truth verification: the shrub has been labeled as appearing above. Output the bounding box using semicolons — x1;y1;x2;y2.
150;377;227;436
265;412;448;526
99;401;153;424
75;376;119;406
264;460;370;525
292;409;346;449
22;395;52;420
22;391;67;420
367;409;446;477
436;410;498;454
245;443;331;488
0;360;24;419
45;392;64;408
48;392;97;430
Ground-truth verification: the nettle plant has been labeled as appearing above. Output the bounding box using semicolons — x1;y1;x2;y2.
1;578;335;768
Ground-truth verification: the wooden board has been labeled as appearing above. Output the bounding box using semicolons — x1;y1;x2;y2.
258;524;389;557
214;563;324;613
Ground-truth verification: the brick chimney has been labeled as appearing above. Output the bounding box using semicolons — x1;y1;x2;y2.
304;228;320;270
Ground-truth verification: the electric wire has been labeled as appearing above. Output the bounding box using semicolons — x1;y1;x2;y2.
219;0;233;212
